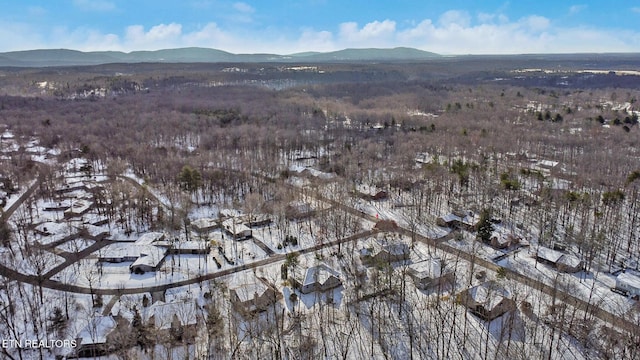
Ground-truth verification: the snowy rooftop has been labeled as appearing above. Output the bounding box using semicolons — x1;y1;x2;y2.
467;282;510;310
174;241;209;250
135;232;165;245
233;282;269;303
130;246;167;268
191;217;218;230
142;300;198;330
617;272;640;290
228;272;269;303
77;315;117;345
98;243;165;262
302;264;341;287
222;218;251;234
408;258;442;279
536;246;564;263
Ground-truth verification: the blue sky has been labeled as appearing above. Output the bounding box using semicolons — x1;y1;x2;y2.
1;1;639;54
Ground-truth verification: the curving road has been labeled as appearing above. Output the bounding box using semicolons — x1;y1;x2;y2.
1;167;638;335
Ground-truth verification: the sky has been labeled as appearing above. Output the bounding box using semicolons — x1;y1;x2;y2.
1;0;639;54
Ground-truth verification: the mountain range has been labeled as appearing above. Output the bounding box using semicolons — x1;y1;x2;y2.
0;47;441;67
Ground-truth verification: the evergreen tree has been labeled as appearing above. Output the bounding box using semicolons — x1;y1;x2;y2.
49;306;67;337
131;307;149;350
476;208;494;243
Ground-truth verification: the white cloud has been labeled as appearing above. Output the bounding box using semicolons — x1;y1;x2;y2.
339;20;396;45
438;10;472;28
72;0;116;12
233;2;255;13
632;7;640;14
295;29;334;52
0;9;638;55
569;5;587;15
125;23;183;49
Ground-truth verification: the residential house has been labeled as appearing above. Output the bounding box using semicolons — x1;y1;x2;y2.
436;210;479;231
135;232;166;245
458;281;516;321
360;239;410;266
143;300;199;343
614;272;640;297
535;246;583;273
96;243;167;274
130;246;168;274
291;263;342;294
285;202;315;220
169;241;211;255
64;198;93;218
191;218;219;233
488;232;520;250
75;315;119;358
408;257;453;290
222;218;252;240
97;243;143;263
229;273;278;314
354;184;388;201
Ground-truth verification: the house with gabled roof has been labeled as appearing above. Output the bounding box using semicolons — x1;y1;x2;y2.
535;246;583;273
142;299;199;343
130;246;167;274
614;272;640;297
229;272;278;314
222;218;252;240
354;184;388;201
408;257;453;290
291;263;342;294
96;243;167;274
135;232;166;245
191;218;219;233
64;198;93;218
457;281;516;321
360;238;410;266
74;315;120;358
436;210;479;231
